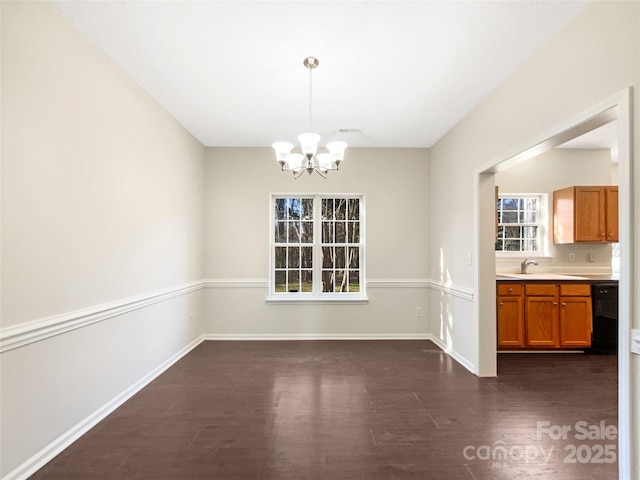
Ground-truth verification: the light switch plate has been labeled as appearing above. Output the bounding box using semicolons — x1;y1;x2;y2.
631;329;640;355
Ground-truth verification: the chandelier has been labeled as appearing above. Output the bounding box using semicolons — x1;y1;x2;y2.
272;57;347;179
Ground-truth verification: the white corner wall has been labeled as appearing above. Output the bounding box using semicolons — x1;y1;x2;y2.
428;1;639;477
203;147;432;338
1;2;206;477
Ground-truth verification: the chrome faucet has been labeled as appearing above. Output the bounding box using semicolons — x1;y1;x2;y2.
520;258;538;274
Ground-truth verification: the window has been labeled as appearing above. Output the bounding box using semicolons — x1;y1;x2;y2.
270;194;365;301
496;194;544;254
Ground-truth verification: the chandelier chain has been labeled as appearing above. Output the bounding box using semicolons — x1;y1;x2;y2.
308;64;313;132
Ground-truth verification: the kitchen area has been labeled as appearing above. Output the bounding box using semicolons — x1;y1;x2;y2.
495;123;619;355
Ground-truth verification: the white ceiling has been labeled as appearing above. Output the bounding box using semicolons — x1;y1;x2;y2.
51;1;589;148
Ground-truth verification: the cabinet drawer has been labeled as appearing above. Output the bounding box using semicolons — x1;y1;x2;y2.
497;283;522;296
560;284;591;296
525;284;558;296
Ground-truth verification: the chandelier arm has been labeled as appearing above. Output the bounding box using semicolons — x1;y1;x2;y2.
314;168;328;179
293;169;306;180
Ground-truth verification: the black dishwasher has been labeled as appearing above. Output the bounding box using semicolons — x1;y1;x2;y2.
590;283;618;354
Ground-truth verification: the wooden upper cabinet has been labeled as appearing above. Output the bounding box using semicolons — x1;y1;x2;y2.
553;186;618;244
605;186;618;242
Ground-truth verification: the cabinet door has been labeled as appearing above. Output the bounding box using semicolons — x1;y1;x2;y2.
559;297;592;347
497;296;524;347
605;186;618;242
574;187;606;242
525;296;559;346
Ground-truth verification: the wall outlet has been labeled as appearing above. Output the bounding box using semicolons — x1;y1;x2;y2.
569;253;575;262
588;253;596;262
416;307;423;317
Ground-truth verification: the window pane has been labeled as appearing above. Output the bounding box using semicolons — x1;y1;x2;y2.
495;238;503;250
335;247;346;269
349;270;360;292
300;221;313;243
523;239;537;251
288;221;302;243
520;211;538;223
502;198;521;210
349;247;360;268
502;212;517;223
302;198;313;220
505;226;521;239
275;199;287;221
301;270;313;292
322;199;333;220
275;271;286;292
288;247;299;268
348;199;360;220
287;198;301;220
348;222;360;243
275;222;286;243
335;270;345;292
322;270;334;292
322;247;334;268
335;199;346;220
523;226;537;239
504;239;521;251
525;198;538;211
322;221;334;243
275;247;286;268
335;222;346;243
301;247;313;268
288;271;299;292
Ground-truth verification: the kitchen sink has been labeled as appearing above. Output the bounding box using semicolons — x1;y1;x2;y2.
499;273;588;280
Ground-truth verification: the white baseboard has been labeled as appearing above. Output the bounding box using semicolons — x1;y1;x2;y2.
429;335;477;374
2;335;205;480
202;333;432;341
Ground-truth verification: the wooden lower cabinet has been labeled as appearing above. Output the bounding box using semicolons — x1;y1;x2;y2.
525;295;559;347
497;296;524;347
497;282;591;350
559;284;592;347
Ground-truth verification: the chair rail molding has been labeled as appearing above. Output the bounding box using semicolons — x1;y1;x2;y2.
0;280;204;353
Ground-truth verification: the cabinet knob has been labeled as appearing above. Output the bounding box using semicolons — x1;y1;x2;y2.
499;303;504;307
508;288;513;293
553;302;558;306
562;303;567;307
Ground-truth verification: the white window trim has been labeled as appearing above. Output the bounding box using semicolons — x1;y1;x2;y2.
495;192;550;258
267;193;367;303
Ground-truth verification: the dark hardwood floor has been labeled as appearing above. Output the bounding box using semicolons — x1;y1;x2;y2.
31;341;618;479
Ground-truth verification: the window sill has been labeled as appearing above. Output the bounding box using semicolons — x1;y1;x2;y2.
495;254;552;262
266;295;369;304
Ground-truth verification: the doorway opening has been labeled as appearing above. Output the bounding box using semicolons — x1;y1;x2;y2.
474;88;632;478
